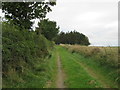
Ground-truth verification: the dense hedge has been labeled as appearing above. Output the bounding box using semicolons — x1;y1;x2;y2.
2;22;54;77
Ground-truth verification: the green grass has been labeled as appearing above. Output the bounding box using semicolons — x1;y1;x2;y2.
62;44;119;86
62;44;118;68
3;58;49;88
56;46;102;88
3;47;58;88
71;53;118;88
56;45;119;88
45;47;58;88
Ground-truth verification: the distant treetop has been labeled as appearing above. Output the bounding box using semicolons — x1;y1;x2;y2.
54;31;90;46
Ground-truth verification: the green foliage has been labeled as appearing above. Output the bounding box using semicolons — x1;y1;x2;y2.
2;2;56;29
44;47;58;88
2;22;54;88
37;19;59;41
54;31;90;46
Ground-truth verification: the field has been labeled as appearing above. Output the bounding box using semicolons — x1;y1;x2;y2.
61;44;119;68
45;45;119;88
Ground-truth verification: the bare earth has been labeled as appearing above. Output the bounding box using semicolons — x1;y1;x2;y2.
56;54;66;88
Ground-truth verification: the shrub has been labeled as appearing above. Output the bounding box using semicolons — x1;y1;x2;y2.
2;22;53;82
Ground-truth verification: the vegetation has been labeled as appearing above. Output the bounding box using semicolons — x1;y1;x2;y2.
2;2;56;29
57;46;102;88
54;31;90;46
2;1;59;88
2;1;118;89
61;44;119;86
36;19;59;40
62;44;118;68
45;48;58;88
2;22;54;88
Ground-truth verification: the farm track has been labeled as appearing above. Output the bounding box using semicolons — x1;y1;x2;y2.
70;55;111;88
47;46;118;88
56;53;66;88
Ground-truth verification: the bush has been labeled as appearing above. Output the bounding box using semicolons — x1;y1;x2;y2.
2;22;54;87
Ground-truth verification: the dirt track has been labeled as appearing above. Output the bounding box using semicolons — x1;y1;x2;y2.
56;54;65;88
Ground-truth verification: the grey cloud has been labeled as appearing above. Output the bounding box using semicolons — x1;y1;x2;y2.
46;0;118;46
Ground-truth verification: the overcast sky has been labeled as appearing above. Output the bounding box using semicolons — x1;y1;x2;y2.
46;0;118;46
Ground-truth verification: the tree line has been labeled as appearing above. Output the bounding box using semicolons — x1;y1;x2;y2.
54;31;90;46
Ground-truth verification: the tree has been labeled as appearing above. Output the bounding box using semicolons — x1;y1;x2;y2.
55;31;90;46
2;1;56;29
37;19;59;41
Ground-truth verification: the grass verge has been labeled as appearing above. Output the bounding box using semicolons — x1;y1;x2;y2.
3;47;58;88
57;46;102;88
45;47;58;88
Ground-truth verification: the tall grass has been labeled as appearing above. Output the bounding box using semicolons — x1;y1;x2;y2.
62;44;118;68
61;44;119;85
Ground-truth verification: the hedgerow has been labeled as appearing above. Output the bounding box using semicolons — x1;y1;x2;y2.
2;22;54;87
